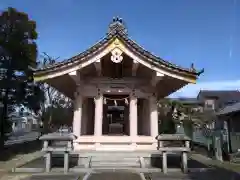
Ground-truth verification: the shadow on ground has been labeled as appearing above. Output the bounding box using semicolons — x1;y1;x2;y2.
151;154;208;169
186;166;240;180
149;154;240;179
0;140;42;162
145;168;240;180
15;151;240;179
22;154;209;169
22;156;78;169
192;143;215;158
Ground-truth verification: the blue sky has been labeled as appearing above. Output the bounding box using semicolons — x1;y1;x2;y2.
1;0;240;97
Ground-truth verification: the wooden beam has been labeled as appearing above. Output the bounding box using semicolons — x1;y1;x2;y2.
94;59;101;76
151;72;164;87
79;84;153;98
83;77;149;85
68;70;80;85
132;60;139;76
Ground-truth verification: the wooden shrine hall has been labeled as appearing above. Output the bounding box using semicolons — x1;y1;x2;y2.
34;17;203;151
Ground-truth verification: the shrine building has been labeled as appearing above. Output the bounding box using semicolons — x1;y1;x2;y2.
34;18;203;151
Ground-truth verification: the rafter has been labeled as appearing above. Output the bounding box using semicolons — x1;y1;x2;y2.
132;60;139;76
94;59;101;76
69;70;80;85
151;72;164;87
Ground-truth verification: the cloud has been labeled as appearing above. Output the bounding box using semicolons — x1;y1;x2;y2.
170;80;240;98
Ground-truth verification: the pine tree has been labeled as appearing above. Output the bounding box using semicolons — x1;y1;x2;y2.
0;7;43;147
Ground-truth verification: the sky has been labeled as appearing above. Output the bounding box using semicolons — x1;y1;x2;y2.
1;0;240;98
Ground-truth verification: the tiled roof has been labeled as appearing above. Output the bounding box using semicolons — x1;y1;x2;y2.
197;90;240;100
171;97;203;105
35;17;204;77
216;102;240;116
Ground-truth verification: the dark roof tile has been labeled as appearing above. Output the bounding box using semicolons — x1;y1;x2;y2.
217;102;240;116
35;18;203;77
198;90;240;100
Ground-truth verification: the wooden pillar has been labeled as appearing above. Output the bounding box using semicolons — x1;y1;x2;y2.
149;95;158;141
73;91;82;137
94;92;103;136
130;93;138;138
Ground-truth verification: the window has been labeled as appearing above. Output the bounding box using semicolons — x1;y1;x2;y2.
205;104;213;109
205;99;215;109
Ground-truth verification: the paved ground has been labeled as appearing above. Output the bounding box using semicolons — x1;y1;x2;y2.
3;171;240;180
191;153;240;173
0;174;85;180
147;170;240;180
3;155;240;180
1;141;240;180
87;172;142;180
0;151;43;178
1;167;240;180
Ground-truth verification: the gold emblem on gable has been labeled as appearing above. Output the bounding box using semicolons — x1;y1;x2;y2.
113;38;120;46
111;48;123;63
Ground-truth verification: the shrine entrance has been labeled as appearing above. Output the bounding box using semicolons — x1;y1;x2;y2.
34;17;202;151
102;94;130;136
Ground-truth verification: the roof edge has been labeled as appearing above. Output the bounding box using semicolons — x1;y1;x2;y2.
34;34;202;78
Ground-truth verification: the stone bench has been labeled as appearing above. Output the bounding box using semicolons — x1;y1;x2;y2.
156;134;191;174
39;133;77;173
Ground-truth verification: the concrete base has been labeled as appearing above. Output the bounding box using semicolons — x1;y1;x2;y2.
74;151;161;168
13;150;209;175
73;136;157;151
13;167;213;174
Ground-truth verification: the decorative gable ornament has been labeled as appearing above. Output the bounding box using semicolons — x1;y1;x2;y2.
108;17;128;36
111;48;123;63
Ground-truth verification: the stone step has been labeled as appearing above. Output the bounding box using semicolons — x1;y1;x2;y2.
90;156;140;161
90;161;140;167
89;156;141;168
86;172;142;180
74;150;160;157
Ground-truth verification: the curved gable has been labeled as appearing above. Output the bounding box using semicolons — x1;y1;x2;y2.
34;18;203;83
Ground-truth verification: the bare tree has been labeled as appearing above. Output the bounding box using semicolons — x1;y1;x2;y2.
37;53;59;133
